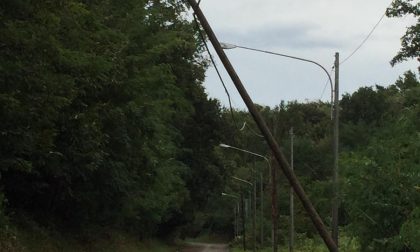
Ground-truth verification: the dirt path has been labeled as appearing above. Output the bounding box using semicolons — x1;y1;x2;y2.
180;242;229;252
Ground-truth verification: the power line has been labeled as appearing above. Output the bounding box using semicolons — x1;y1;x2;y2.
240;122;264;138
340;2;392;65
320;67;334;101
192;14;239;128
318;66;334;120
319;77;329;101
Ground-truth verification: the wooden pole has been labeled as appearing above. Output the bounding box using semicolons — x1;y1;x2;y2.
187;1;337;251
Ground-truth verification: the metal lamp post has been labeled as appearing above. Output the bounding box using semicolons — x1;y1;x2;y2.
232;176;256;252
220;43;340;249
221;143;272;250
222;192;240;241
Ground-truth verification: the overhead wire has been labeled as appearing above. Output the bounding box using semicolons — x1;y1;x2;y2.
319;67;334;101
192;14;239;129
239;122;246;131
240;122;264;138
316;65;335;120
340;2;392;65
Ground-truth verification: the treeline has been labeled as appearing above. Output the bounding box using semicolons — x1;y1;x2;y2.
218;71;420;251
340;72;420;250
0;0;229;246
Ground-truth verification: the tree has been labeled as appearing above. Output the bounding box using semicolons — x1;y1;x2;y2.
0;0;225;240
386;0;420;69
341;72;420;251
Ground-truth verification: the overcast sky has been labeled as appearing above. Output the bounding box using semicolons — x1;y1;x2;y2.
194;0;419;109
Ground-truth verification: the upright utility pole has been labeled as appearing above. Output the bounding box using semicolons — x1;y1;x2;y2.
188;1;337;250
332;52;340;248
241;193;246;251
289;128;294;252
271;156;278;252
234;203;238;239
272;115;279;252
237;202;240;239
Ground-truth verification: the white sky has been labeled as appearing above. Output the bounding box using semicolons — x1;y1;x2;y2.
195;0;419;108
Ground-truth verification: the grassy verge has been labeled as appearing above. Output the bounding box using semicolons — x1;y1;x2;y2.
1;223;179;252
230;233;359;252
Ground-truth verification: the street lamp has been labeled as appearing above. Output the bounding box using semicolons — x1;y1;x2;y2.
221;143;272;250
223;192;247;251
220;143;269;162
232;176;253;187
232;176;256;252
220;43;340;248
220;42;334;110
222;192;239;198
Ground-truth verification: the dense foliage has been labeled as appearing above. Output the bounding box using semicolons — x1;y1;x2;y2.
220;72;419;251
0;0;419;251
386;0;420;68
0;0;227;242
341;72;420;251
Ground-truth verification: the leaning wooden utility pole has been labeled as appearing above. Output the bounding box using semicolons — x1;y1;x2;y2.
332;52;340;248
186;1;338;251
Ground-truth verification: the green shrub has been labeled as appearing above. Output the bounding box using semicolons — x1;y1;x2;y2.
0;192;22;252
400;207;420;251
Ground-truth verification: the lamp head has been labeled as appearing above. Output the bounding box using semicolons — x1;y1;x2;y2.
219;143;231;148
220;42;237;50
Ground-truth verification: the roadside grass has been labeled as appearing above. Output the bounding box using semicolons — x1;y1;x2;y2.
231;233;359;252
1;222;179;252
